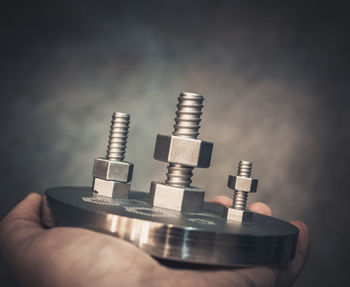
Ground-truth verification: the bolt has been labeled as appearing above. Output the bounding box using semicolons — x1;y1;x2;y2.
232;160;253;210
106;112;130;161
165;92;204;187
92;112;132;198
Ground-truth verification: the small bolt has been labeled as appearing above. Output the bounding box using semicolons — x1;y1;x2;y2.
165;92;204;187
106;112;130;161
232;160;253;210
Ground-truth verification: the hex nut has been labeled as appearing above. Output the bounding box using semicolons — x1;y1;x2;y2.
92;177;130;199
148;181;205;212
92;158;134;182
153;135;213;167
227;175;258;193
224;207;253;223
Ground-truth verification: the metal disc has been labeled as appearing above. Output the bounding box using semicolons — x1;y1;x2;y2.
41;186;298;267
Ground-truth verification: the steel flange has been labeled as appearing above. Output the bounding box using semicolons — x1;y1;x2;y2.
41;186;298;267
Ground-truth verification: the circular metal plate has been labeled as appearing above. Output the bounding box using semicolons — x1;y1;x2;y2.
41;186;298;267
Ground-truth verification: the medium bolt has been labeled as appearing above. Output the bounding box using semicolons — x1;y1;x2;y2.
165;92;204;187
106;112;130;161
232;160;253;210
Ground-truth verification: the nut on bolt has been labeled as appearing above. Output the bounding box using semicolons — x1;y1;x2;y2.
154;135;212;167
92;112;133;199
92;158;133;182
149;182;205;212
93;178;131;199
227;175;258;193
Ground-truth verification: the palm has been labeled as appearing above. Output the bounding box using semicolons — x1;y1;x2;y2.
0;194;309;287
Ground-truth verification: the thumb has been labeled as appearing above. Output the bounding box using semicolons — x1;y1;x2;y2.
0;193;44;260
2;193;43;223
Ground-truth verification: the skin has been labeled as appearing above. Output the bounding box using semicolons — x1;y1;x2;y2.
0;193;309;287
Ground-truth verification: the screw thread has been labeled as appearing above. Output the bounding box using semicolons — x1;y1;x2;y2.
165;163;193;187
233;190;248;210
173;92;204;139
237;160;252;177
106;112;130;161
232;161;252;210
166;92;204;187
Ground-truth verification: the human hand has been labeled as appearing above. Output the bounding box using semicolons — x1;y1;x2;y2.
0;193;309;287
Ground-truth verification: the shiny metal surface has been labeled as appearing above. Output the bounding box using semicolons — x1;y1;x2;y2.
42;186;298;267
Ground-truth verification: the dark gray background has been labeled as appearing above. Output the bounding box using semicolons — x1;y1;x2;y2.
0;1;349;286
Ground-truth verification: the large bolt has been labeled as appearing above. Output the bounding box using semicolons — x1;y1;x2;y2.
149;92;213;212
92;112;134;198
165;92;204;187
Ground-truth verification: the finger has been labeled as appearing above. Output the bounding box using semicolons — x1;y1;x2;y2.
0;193;44;256
3;193;43;223
282;220;310;284
290;221;310;263
248;202;272;216
210;196;232;207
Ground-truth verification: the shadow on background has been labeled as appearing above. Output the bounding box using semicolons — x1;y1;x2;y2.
0;1;349;286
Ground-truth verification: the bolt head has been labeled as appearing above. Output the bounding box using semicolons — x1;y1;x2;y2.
92;178;130;199
227;175;258;193
148;182;205;212
92;158;133;182
153;135;213;167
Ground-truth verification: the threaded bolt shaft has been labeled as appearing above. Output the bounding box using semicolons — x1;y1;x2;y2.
173;92;203;138
165;164;194;187
232;160;253;210
165;92;204;187
106;112;130;161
